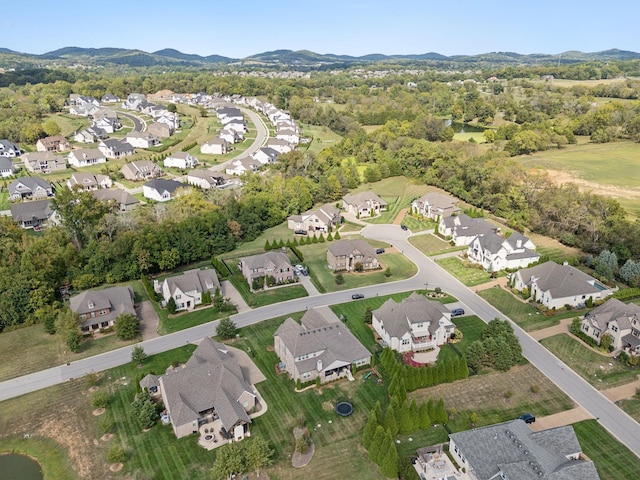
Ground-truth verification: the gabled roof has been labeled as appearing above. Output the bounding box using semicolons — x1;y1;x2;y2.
289;203;340;226
452;214;494;238
373;293;451;339
449;419;599;480
158;337;254;431
67;172;110;188
413;192;458;210
584;298;640;331
22;151;58;162
10;199;54;222
327;239;377;258
342;191;387;208
274;308;370;372
92;188;139;206
241;251;291;271
0;139;20;154
69;148;104;162
517;261;609;299
0;157;14;170
163;269;220;298
100;139;134;153
144;178;185;194
69;286;136;329
187;169;228;184
9;176;51;194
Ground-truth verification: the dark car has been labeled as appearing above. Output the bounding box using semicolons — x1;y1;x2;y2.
376;248;385;254
519;413;536;424
294;230;308;235
400;224;408;231
450;308;465;317
351;293;365;300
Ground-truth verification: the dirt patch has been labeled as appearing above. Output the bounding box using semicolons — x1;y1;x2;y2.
92;408;105;416
101;433;113;442
109;463;123;472
321;401;334;412
266;345;274;352
88;386;99;393
544;169;640;202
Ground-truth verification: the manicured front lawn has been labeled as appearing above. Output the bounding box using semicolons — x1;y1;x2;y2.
573;419;640;480
436;257;493;287
400;215;436;232
157;304;237;335
409;233;466;256
478;286;580;331
437;315;487;364
540;334;639;389
301;241;418;293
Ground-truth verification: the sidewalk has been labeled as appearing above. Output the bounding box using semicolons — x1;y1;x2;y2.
222;280;251;313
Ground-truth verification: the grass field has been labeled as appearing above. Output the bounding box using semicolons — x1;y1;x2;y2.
437;315;487;364
540;334;639;389
617;395;640;423
0;437;77;480
299;241;418;293
436;257;494;287
408;363;574;432
573;419;640;480
398;214;437;232
299;123;343;154
478;286;582;331
0;190;9;210
409;233;466;256
519;141;640;216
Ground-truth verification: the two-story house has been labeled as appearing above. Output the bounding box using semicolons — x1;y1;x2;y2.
372;293;454;353
438;213;495;246
581;298;640;352
8;177;52;201
342;191;387;218
67;148;107;168
287;203;340;234
239;252;294;288
326;239;379;272
467;231;540;272
36;135;70;152
70;285;136;333
22;151;67;174
411;192;460;221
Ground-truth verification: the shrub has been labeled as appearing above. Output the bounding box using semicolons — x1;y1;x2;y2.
107;445;125;464
530;384;541;394
335;273;344;285
295;436;309;454
92;390;109;408
97;415;114;434
167;297;176;314
384;267;392;277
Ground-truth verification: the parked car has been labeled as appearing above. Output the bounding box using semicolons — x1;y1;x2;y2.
351;293;365;300
294;230;307;235
518;413;536;424
376;248;385;254
450;308;465;317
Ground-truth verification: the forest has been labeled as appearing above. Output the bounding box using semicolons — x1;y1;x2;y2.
2;58;640;332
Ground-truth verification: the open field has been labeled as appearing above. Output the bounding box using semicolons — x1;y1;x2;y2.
478;286;583;331
409;233;466;256
519;141;640;216
435;257;494;287
408;364;574;432
299;241;418;293
300;123;343;154
572;419;640;480
540;334;639;389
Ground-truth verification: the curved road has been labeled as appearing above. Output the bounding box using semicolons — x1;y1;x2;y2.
118;110;145;132
1;224;639;459
209;106;269;173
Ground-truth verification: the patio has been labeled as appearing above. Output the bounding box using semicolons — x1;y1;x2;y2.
414;444;470;480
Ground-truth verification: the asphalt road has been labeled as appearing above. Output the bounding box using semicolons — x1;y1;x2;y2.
209;106;269;173
118;110;145;132
1;224;639;459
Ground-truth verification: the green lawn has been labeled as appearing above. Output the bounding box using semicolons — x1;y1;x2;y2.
436;257;494;287
219;223;294;260
437;315;487;364
573;420;640;480
0;190;9;210
540;334;639;389
299;241;418;293
300;123;343;154
617;395;640;423
157;304;238;335
409;233;466;256
400;215;437;233
478;286;582;331
0;437;77;480
339;220;363;233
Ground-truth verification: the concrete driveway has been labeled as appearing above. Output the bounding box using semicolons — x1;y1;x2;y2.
137;301;160;341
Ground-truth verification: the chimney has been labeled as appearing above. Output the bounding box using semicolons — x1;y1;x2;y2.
317;359;323;372
516;239;522;248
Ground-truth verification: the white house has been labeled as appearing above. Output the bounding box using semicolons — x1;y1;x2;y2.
154;268;221;312
438;213;495;246
164;152;198;169
125;132;161;149
0;140;21;157
411;192;460;220
99;139;135;159
514;261;613;310
266;138;293;154
142;178;186;202
276;128;300;145
0;157;16;177
67;172;112;191
200;137;229;155
372;293;455;353
67;148;106;167
467;231;539;272
225;157;261;176
186;169;229;189
252;147;279;165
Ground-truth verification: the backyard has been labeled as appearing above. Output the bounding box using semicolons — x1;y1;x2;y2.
478;286;582;331
540;334;639;389
436;256;494;287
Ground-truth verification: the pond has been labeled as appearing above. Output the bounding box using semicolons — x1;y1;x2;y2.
0;453;43;480
445;120;486;133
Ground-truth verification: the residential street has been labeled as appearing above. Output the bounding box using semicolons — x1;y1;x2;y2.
1;223;639;459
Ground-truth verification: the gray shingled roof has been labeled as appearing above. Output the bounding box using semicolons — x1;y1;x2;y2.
414;192;458;210
241;251;291;271
10;199;54;223
372;293;451;339
289;203;340;226
449;419;600;480
164;269;220;298
9;177;52;196
518;261;608;299
584;298;640;331
342;191;387;209
327;239;377;258
0;157;14;171
69;286;135;329
274;308;370;373
92;188;139;206
144;178;185;194
159;338;254;431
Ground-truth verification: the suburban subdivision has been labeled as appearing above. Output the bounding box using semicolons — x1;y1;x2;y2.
1;39;640;480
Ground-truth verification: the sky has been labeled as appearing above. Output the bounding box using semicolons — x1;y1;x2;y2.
2;0;639;58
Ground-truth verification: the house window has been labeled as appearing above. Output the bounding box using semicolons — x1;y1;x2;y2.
402;338;410;345
611;325;618;332
175;294;181;299
583;324;589;332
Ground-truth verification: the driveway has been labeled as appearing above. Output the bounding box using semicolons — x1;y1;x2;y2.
222;280;250;314
137;301;160;341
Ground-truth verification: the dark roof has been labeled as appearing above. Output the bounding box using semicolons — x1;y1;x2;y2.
517;262;610;299
70;286;136;329
449;419;600;480
143;178;185;194
9;176;51;195
101;139;134;153
584;298;640;331
92;188;139;206
163;269;220;298
10;199;53;222
241;251;291;271
372;292;451;339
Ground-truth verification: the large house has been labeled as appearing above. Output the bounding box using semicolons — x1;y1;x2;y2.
10;199;55;228
225;157;261;176
8;177;52;201
125;132;161;149
67;148;107;167
200;137;230;155
142;178;186;202
155;268;221;312
327;239;379;272
372;293;454;353
0;139;21;157
274;308;371;384
342;191;387;218
438;213;495;246
186;169;229;189
67;172;112;191
0;157;16;177
467;231;539;272
448;419;600;480
70;285;136;333
120;160;162;181
98;139;135;159
239;252;294;287
92;188;140;211
514;261;613;309
139;337;263;440
22;151;67;174
146;122;173;139
36;135;70;152
251;147;279;165
164;152;198;169
581;298;640;354
411;192;460;220
73;126;108;144
266;138;293;154
287;203;340;234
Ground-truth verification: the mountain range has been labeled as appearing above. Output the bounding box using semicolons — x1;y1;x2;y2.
1;47;639;69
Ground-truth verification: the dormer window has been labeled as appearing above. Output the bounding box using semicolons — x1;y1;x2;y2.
88;301;95;309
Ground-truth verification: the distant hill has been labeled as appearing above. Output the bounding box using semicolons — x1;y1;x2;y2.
0;46;638;69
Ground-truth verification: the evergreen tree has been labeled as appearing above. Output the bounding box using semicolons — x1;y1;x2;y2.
409;399;420;431
373;401;383;425
385;403;399;436
334;231;341;239
264;239;271;250
379;441;399;478
291;237;298;246
398;402;413;434
368;425;386;463
327;232;333;241
418;402;431;429
362;410;378;449
318;233;325;243
435;397;447;424
427;398;435;423
445;360;455;383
